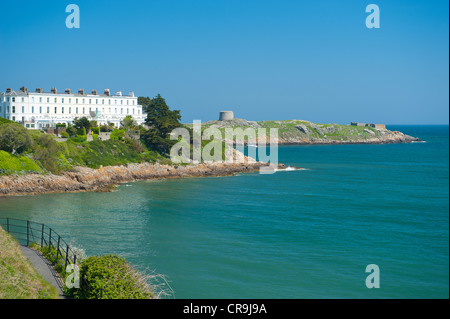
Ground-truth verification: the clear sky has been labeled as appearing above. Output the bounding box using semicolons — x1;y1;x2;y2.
0;0;448;124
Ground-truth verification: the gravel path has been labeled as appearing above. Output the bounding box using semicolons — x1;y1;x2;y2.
20;246;65;298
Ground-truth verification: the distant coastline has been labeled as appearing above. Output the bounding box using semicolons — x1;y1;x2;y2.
0;160;274;197
1;118;422;196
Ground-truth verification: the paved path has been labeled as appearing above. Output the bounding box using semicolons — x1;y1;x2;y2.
20;246;65;299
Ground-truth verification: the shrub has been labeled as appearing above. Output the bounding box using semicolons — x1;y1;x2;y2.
73;254;154;299
0;123;33;155
60;131;69;138
110;129;125;141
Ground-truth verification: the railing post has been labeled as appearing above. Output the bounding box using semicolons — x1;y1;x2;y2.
41;224;44;248
6;218;9;233
26;220;30;246
49;228;52;248
56;236;61;261
64;245;70;274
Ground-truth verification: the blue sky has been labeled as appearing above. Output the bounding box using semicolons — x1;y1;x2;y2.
0;0;448;124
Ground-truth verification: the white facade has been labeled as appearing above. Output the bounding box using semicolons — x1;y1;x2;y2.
0;87;146;129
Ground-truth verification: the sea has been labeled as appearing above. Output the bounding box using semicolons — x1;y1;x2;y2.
0;125;448;298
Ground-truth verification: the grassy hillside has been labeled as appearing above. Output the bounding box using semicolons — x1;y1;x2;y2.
184;119;386;143
0;118;170;175
0;226;59;299
0;151;43;175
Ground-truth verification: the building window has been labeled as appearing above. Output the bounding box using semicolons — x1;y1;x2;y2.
62;98;64;103
69;98;71;103
47;107;49;113
102;99;104;104
76;98;78;104
108;100;111;105
82;98;85;104
121;108;123;114
96;99;98;104
121;100;123;105
22;106;24;113
47;97;49;103
12;97;15;102
83;107;85;114
32;106;34;113
76;107;78;114
89;99;91;104
32;97;34;102
22;97;24;102
40;106;42;113
69;107;71;114
54;98;57;103
39;97;42;103
12;106;15;113
55;107;57;114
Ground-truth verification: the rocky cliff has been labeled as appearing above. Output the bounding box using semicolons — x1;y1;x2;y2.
0;161;272;196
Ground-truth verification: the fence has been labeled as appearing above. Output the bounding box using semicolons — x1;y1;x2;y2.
0;217;109;298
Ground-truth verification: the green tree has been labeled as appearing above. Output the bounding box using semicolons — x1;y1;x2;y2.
73;117;91;133
140;94;182;154
0;123;33;155
120;115;137;130
33;134;63;173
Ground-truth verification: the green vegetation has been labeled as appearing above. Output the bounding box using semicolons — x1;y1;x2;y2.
61;139;167;169
32;243;154;299
0;226;59;299
139;94;182;154
0;150;43;175
74;255;154;299
187;119;383;142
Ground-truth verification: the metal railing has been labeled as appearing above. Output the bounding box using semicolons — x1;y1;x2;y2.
0;217;109;298
0;217;80;275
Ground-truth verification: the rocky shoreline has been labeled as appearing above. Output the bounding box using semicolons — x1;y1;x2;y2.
0;161;277;196
0;127;420;196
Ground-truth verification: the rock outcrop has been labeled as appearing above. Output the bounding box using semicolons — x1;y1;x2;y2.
0;161;271;196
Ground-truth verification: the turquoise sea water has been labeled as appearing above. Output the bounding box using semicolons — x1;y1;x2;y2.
0;125;448;298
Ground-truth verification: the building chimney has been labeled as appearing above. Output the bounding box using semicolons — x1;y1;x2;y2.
6;88;11;93
129;91;134;97
116;91;122;96
92;89;97;95
78;89;84;95
20;86;28;93
51;87;57;94
65;88;71;94
36;88;43;93
104;88;110;96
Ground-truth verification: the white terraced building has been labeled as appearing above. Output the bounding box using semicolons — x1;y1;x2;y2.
0;87;146;129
